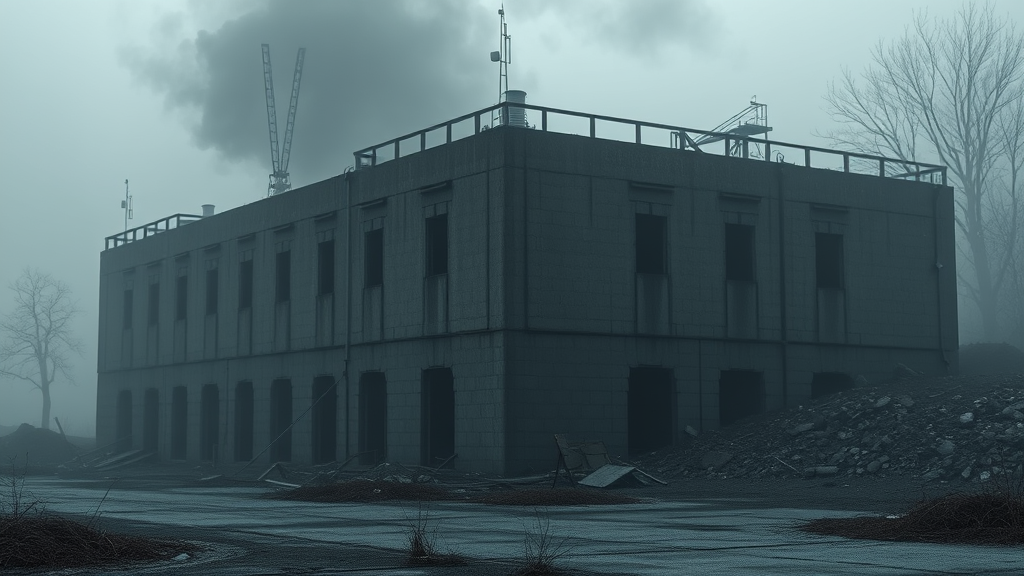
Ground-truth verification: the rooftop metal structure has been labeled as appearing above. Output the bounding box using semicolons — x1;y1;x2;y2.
353;101;946;186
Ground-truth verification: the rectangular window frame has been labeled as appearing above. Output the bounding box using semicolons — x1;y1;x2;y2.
276;250;291;303
635;213;667;275
365;229;384;287
725;223;756;282
815;232;845;289
318;240;335;296
425;214;448;277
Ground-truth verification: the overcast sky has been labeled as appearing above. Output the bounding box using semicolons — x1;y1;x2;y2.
2;0;1020;435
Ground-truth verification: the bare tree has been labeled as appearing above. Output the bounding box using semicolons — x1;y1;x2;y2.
0;269;80;430
824;2;1024;341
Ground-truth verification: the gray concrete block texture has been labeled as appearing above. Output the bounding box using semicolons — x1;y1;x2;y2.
96;126;957;475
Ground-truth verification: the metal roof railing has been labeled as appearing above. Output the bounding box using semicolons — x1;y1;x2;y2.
104;214;202;250
353;102;947;186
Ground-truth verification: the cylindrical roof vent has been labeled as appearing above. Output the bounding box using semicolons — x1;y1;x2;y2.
502;90;528;128
202;204;215;217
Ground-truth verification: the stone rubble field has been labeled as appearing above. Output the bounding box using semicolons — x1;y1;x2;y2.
638;347;1024;484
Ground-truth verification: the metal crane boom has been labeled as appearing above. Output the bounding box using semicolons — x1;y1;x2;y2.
261;44;281;174
279;47;305;175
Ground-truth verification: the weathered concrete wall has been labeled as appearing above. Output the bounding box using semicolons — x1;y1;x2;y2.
97;124;957;476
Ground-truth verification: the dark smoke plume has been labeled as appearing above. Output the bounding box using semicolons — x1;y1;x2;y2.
125;0;493;186
124;0;715;186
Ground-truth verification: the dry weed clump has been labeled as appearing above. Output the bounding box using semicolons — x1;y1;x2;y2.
472;488;640;506
405;507;466;567
801;477;1024;545
0;459;195;569
271;479;453;503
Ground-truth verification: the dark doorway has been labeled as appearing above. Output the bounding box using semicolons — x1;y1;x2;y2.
359;372;388;465
421;368;455;467
628;367;674;455
116;390;132;453
170;386;187;459
234;381;254;462
143;388;159;452
311;376;337;464
811;372;855;399
200;384;219;461
719;370;764;426
269;379;293;462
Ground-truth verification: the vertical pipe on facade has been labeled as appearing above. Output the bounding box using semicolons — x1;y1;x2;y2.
933;186;950;373
776;164;789;407
343;172;353;459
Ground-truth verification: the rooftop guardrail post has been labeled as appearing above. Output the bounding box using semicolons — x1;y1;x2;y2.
589;116;596;138
879;159;885;177
725;137;731;157
474;115;480;134
742;139;749;159
635;123;641;144
446;122;452;144
542;110;547;131
804;149;811;168
420;132;426;152
394;140;400;160
764;142;771;161
371;149;377;167
843;154;850;173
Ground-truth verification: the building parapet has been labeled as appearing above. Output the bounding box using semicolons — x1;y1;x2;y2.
353;102;947;186
104;213;202;250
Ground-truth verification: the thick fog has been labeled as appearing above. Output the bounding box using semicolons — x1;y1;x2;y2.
0;0;1019;435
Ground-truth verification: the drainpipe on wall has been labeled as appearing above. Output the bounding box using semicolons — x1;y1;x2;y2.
933;185;951;373
343;172;353;460
776;164;789;407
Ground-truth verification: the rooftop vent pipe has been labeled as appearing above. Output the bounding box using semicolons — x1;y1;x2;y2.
202;204;215;217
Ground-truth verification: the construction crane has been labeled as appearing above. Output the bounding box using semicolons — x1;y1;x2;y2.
262;44;306;197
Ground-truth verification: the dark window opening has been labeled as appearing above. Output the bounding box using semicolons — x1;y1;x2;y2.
628;367;674;455
421;368;455;467
116;390;132;453
170;386;188;459
143;388;158;452
318;240;335;295
234;381;254;462
238;260;253;310
200;384;219;461
365;229;384;287
725;224;755;282
269;379;293;462
359;372;388;465
205;269;218;315
719;370;765;426
816;233;845;289
425;215;448;276
636;214;667;274
147;283;159;326
811;372;855;399
175;276;188;321
122;289;133;330
276;251;291;303
311;376;337;464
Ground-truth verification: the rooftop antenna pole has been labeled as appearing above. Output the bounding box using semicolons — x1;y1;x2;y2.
490;5;511;125
121;179;133;231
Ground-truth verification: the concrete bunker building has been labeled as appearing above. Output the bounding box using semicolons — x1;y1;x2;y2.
96;102;957;475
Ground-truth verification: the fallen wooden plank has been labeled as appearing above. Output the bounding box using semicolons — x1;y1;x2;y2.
578;464;637;488
264;479;301;489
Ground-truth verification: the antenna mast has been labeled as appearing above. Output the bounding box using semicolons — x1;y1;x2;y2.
497;5;510;102
121;179;133;231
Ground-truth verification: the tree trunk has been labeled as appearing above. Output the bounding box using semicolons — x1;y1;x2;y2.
41;381;51;431
970;232;1000;341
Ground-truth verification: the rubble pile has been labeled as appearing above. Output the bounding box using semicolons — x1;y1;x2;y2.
638;371;1024;483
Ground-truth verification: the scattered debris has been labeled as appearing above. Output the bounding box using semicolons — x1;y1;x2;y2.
0;424;80;466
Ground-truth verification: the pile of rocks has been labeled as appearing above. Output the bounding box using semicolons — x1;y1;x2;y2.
637;372;1024;483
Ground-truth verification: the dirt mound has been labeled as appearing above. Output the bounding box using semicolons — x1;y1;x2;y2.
0;424;80;466
801;487;1024;545
959;343;1024;375
636;373;1024;483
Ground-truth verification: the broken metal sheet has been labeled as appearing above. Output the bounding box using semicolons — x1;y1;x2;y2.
264;479;301;489
578;464;637;488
